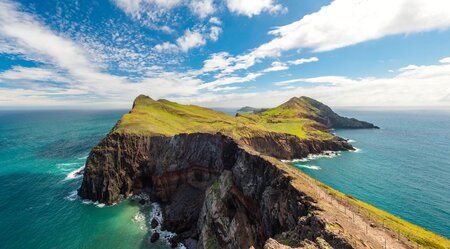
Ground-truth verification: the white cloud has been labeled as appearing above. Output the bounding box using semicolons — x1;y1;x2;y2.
153;41;179;52
439;57;450;64
189;0;215;19
226;0;286;17
275;76;353;86
202;73;262;89
113;0;142;16
209;17;222;25
262;61;288;73
208;0;450;76
114;0;214;19
176;29;206;52
153;29;208;53
0;66;69;83
288;57;319;65
258;0;450;56
209;26;222;42
398;64;419;72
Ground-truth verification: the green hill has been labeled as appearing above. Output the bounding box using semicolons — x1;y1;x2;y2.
113;95;377;142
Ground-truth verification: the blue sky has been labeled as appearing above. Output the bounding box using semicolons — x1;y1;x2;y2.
0;0;450;108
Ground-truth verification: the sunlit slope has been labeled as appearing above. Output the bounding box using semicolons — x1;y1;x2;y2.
113;95;333;140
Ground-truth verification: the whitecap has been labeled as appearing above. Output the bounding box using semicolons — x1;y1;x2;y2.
57;162;79;167
64;166;85;180
350;147;361;153
96;203;105;208
296;165;321;170
149;203;186;249
65;190;78;201
347;139;356;143
284;151;341;163
80;199;111;208
77;155;88;160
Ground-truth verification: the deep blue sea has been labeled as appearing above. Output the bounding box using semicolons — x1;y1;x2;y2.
0;109;449;249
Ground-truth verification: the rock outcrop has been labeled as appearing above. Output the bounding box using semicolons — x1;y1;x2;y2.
294;97;379;129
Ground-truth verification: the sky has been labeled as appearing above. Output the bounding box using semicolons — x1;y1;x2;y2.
0;0;450;109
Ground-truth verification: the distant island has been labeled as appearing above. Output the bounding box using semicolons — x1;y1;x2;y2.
78;95;447;249
237;106;269;114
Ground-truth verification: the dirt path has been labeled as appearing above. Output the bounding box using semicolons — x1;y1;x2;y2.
282;163;413;249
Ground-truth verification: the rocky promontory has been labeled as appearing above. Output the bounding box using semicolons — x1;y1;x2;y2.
78;95;378;248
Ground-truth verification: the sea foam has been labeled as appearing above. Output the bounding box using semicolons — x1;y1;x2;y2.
296;165;321;170
65;190;78;201
64;166;85;180
282;151;341;163
149;202;186;249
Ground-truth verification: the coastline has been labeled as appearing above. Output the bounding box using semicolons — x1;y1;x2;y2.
283;162;450;249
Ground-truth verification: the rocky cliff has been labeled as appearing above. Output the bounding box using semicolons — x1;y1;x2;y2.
79;95;377;249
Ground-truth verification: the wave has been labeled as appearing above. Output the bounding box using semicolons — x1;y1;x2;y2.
296;165;321;170
64;166;85;180
350;147;361;153
81;199;111;208
149;202;186;249
65;190;78;201
347;139;356;143
282;151;341;163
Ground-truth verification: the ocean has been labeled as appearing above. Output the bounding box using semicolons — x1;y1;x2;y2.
0;109;449;249
291;109;450;238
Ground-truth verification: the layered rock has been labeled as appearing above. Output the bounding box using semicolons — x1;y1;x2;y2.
79;133;353;248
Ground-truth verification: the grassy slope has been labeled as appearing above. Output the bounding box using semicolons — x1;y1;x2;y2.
113;95;331;140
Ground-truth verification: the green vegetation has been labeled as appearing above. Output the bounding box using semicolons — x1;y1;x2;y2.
114;95;332;140
311;177;450;249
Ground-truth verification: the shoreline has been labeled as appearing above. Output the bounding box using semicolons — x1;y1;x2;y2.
284;163;450;249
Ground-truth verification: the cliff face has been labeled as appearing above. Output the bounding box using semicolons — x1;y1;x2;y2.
79;133;353;248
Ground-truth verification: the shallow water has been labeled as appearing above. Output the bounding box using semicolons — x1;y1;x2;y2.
0;110;172;249
291;110;450;238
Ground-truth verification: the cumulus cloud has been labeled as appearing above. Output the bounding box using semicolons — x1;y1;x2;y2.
153;29;208;53
209;26;222;42
262;61;289;73
226;0;286;17
439;57;450;64
153;41;179;53
176;29;207;52
189;0;215;19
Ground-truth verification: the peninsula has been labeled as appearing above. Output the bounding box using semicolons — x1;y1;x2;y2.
79;95;448;249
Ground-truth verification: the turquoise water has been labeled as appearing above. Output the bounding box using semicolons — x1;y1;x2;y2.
0;110;449;249
0;110;172;249
292;110;450;238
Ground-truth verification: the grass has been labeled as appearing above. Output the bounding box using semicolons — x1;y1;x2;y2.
113;95;332;140
312;180;450;249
